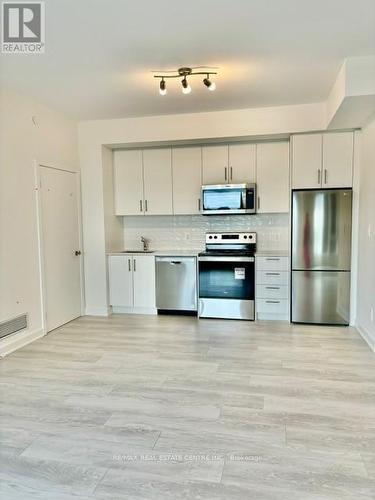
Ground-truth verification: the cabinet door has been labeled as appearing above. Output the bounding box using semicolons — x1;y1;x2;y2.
114;150;144;215
202;145;228;184
108;256;133;307
172;147;202;215
256;142;290;213
228;144;256;183
133;256;156;309
322;132;353;188
143;148;173;215
292;134;322;189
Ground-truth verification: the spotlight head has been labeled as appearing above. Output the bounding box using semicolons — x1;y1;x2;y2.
159;79;167;95
203;76;216;91
181;77;191;94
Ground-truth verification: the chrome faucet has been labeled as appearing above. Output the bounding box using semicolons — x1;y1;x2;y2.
141;236;149;251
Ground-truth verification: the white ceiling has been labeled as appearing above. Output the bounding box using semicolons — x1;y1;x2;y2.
1;0;374;120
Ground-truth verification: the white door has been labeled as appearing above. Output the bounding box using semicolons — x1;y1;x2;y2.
292;134;323;189
322;132;353;188
256;142;290;213
39;166;82;332
133;256;156;308
143;149;173;215
172;147;202;215
108;256;133;307
228;144;256;183
114;150;144;215
202;145;228;184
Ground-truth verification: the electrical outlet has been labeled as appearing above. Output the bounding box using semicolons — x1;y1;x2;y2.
368;224;372;240
185;232;191;241
371;307;374;323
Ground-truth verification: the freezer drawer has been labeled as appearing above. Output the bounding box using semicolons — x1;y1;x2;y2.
292;270;350;325
156;257;197;311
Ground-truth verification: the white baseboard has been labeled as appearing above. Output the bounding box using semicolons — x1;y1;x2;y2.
356;324;375;352
85;307;110;317
0;328;45;358
112;306;157;315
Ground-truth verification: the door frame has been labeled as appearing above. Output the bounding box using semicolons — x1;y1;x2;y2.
34;161;85;334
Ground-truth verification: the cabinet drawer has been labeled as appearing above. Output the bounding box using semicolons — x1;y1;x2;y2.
256;256;289;271
256;298;289;314
256;270;289;285
256;284;288;300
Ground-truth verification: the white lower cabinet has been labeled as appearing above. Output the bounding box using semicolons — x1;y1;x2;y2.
256;256;290;321
108;255;156;314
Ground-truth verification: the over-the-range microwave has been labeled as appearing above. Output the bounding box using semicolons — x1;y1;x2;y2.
201;183;256;215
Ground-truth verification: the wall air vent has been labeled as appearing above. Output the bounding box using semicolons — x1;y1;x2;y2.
0;314;28;339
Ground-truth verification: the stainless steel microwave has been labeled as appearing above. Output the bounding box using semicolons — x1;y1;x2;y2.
201;183;256;215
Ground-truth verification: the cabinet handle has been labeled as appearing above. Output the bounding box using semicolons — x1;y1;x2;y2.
198;198;201;211
266;272;280;276
266;286;280;290
230;167;233;181
128;259;131;271
224;167;227;181
266;300;280;304
133;259;136;271
257;197;260;210
139;200;143;212
324;169;327;184
266;258;280;261
145;200;148;212
318;169;321;185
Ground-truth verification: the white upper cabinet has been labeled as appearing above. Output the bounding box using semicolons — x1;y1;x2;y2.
228;144;256;183
202;145;229;184
292;132;353;189
322;132;353;188
256;142;290;213
172;147;202;215
292;134;322;189
114;150;144;215
143;148;173;215
132;255;156;309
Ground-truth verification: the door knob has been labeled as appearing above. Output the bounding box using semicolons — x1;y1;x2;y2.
75;250;82;256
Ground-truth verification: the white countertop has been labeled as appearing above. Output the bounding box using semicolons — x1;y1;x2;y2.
107;249;202;257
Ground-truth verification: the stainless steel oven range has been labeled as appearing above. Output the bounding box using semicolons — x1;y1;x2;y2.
198;232;256;320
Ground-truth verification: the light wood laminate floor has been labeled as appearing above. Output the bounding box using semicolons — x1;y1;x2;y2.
1;314;374;499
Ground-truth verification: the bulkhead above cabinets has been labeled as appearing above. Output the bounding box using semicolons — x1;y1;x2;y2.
113;140;291;217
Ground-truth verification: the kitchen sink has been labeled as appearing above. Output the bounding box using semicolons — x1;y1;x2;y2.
121;250;155;254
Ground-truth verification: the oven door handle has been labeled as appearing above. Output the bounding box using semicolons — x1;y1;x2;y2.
198;256;255;262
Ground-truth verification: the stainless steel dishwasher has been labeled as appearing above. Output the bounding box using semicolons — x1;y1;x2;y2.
155;256;197;313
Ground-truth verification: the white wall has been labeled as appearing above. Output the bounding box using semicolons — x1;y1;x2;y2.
102;146;123;253
79;102;326;315
0;88;78;353
356;116;375;349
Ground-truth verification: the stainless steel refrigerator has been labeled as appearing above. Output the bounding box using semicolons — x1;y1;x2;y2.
291;189;352;325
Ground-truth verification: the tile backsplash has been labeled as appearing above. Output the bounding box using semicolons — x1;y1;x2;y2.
123;214;290;251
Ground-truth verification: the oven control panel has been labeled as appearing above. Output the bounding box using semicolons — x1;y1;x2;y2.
205;232;257;244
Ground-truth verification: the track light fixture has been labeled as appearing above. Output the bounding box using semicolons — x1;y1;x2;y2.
154;67;217;95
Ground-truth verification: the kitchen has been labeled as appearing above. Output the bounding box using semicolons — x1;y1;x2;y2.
105;132;354;325
1;1;374;498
